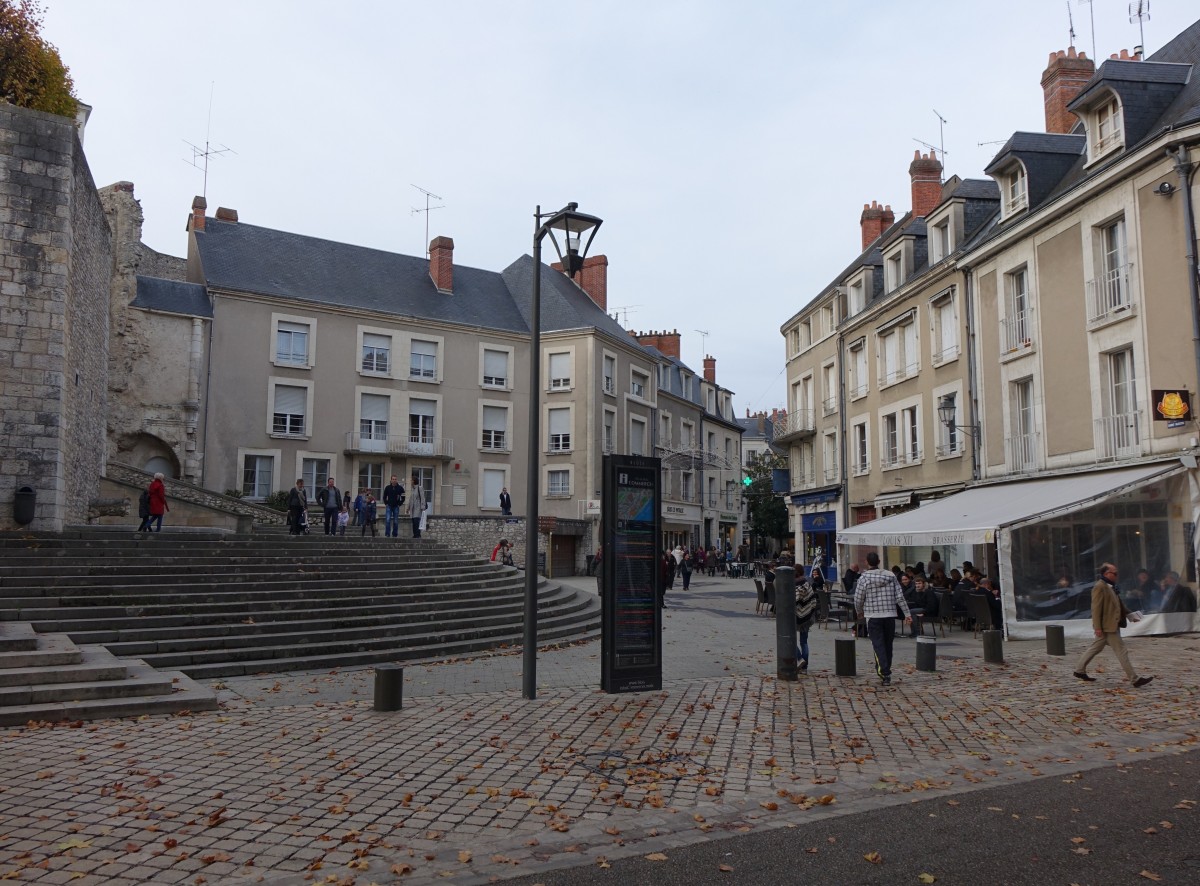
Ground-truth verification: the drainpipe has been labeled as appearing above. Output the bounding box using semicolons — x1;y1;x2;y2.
962;272;981;481
1169;145;1200;401
837;327;850;566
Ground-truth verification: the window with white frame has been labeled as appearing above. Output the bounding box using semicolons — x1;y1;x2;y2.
877;314;918;386
797;441;815;487
707;431;716;454
849;278;865;315
410;339;438;380
821;304;834;337
243;454;274;498
930;217;951;264
409;398;436;444
1003;267;1032;351
849;340;867;398
681;421;693;449
360;393;389;450
1090;217;1130;321
630;417;646;455
603;409;616;453
361;333;390;374
482;348;508;387
800;319;812;349
1011;378;1036;470
681;471;693;501
787;327;801;355
1003;165;1028;215
1092;95;1123;156
931;291;959;363
631;369;649;400
482;468;505;507
1101;347;1139;458
275;321;309;366
822;432;838;483
902;405;920;463
885;251;903;293
548;469;570;497
548;407;571;452
822;363;837;414
358;462;385;497
882;412;899;467
548;352;571;390
603;354;616;395
272;384;307;436
680;373;691;400
707;475;716;505
853;422;869;474
659;413;671;448
302;457;329;490
481;405;508;451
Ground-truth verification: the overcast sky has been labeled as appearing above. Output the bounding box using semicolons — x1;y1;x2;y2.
45;1;1197;417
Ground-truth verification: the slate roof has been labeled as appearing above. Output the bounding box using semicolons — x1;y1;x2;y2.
132;276;212;318
944;178;1000;201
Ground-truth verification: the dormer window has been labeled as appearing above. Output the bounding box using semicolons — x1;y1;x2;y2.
848;277;866;315
1003;165;1027;216
929;216;951;264
1091;95;1124;158
885;251;903;293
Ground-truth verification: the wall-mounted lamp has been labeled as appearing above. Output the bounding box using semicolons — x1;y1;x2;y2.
1154;181;1176;197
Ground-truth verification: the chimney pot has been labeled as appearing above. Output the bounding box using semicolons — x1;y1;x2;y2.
215;206;238;223
190;195;206;233
1041;46;1096;134
703;355;716;383
909;150;943;218
860;200;896;250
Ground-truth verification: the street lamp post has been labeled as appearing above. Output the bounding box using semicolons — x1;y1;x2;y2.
524;203;603;700
937;394;981;480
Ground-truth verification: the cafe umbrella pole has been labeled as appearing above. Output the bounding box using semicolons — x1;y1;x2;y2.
522;203;602;700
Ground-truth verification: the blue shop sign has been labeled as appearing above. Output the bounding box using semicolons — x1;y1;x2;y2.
790;487;840;507
802;512;836;532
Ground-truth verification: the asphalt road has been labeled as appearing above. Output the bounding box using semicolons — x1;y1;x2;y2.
500;749;1200;885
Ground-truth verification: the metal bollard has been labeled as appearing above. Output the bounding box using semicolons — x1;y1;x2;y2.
775;567;797;681
835;636;857;677
374;664;404;711
1045;624;1066;656
916;638;937;672
982;630;1004;664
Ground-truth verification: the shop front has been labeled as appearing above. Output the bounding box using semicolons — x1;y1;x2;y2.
791;486;841;586
662;502;700;551
836;462;1199;639
717;511;739;554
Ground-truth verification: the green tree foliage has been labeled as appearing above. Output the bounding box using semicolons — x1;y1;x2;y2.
0;0;77;117
745;451;788;548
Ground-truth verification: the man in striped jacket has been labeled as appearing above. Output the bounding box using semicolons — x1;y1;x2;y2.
853;551;912;686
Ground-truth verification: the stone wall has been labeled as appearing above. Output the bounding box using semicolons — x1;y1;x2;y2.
0;105;110;531
423;515;537;568
98;183;201;481
106;462;286;525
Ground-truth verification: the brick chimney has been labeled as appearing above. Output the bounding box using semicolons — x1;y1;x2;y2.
1041;46;1095;134
215;207;238;223
909;150;943;218
860;201;895;250
632;329;682;359
1109;48;1142;61
190;196;206;232
551;254;608;311
703;355;716;383
429;236;453;293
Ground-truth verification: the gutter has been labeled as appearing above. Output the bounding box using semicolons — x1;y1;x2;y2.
1169;144;1200;409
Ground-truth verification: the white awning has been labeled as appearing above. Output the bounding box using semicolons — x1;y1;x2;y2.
838;462;1184;547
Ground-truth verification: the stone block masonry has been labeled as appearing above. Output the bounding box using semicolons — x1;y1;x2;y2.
0;105;110;531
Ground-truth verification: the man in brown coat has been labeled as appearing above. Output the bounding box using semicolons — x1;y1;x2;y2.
1074;562;1153;687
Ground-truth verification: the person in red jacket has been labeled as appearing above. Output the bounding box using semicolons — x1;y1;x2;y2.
147;473;169;532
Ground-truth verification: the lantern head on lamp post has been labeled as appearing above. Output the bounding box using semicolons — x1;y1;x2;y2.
523;202;603;701
937;393;981;480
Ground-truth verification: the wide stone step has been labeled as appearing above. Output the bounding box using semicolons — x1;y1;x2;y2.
0;670;218;727
0;633;83;669
0;662;178;704
0;645;129;688
0;552;495;575
179;610;601;679
0;562;501;588
0;622;38;652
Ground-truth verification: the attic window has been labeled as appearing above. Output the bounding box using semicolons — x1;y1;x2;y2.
1003;166;1028;217
1091;96;1124;158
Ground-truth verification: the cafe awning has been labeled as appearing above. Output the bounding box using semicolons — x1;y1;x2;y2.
837;462;1183;548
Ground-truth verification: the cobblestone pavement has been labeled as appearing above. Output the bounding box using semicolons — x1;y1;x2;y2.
0;574;1197;884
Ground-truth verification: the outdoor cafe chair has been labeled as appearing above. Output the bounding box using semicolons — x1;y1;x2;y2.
968;594;993;638
817;589;851;631
754;578;766;615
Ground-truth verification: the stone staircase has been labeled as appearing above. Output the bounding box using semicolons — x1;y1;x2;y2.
0;530;600;680
0;622;217;726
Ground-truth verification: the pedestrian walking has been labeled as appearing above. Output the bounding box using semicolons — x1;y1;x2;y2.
286;478;307;535
336;506;349;536
147;472;169;532
796;578;818;673
318;479;342;536
408;474;426;538
136;485;151;532
1074;562;1153;687
361;493;378;537
853;551;912;686
680;552;693;590
499;486;512;516
382;475;406;538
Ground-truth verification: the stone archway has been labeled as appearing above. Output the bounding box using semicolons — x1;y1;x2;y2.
114;432;181;479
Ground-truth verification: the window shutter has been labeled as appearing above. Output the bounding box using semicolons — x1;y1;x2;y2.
274;385;306;415
483;349;507;379
483;406;506;431
548;408;570;434
361;394;389;421
409;398;436;417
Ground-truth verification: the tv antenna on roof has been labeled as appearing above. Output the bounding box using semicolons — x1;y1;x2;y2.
1077;0;1097;60
410;185;445;256
1129;0;1150;54
695;329;710;358
183;82;235;200
611;305;639;325
932;110;949;178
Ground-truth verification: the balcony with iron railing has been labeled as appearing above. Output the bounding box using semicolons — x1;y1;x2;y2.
931;342;960;366
823;464;839;484
1095;410;1142;460
1005;432;1039;474
822;396;838;416
1092;125;1124;157
849;380;868;400
772;408;816;441
1001;309;1034;355
344;432;454;459
794;466;816;489
878;361;919;388
1086;263;1135;325
881;448;922;470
